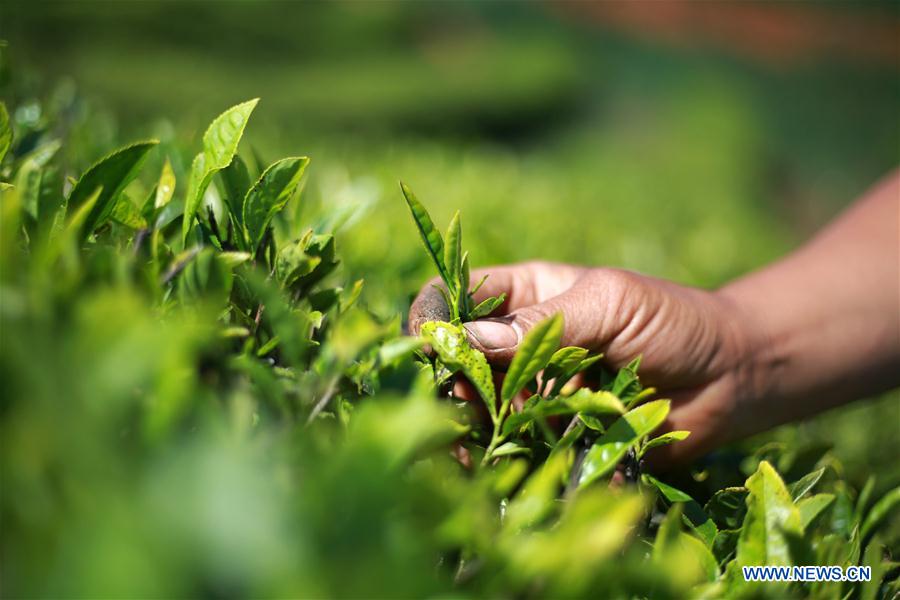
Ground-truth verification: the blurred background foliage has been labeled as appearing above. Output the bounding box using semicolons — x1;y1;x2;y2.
2;0;899;596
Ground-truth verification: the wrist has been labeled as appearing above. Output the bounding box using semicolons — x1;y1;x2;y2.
711;281;785;441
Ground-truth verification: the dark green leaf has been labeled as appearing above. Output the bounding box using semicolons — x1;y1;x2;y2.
861;486;900;543
798;493;835;531
645;474;717;547
219;154;251;228
611;355;642;403
0;102;10;164
67;140;158;240
243;157;309;251
705;487;748;530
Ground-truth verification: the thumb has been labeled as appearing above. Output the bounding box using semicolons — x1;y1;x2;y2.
463;282;602;366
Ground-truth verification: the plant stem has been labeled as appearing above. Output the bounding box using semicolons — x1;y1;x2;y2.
480;398;512;466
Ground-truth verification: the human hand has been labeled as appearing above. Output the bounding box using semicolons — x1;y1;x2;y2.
409;261;758;463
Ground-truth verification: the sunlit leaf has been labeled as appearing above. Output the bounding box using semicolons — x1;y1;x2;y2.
735;460;802;566
420;321;496;421
787;467;825;501
501;313;563;402
399;181;448;287
182;99;258;243
578;399;669;488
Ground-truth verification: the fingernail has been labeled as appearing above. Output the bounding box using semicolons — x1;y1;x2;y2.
464;320;519;350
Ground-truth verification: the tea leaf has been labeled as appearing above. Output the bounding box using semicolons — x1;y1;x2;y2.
735;460;802;566
578;399;669;488
219;154;251;227
468;294;505;319
400;181;448;286
155;158;176;209
642;430;691;453
544;346;589;382
0;101;11;164
788;467;826;501
420;321;496;421
504;450;570;532
243;157;309;251
501;313;563;402
797;493;835;531
644;474;717;547
491;441;531;458
182;99;259;243
110;195;148;229
68;140;158;240
276;242;321;288
502;389;624;436
705;487;748;530
860;486;900;543
611;356;643;405
444;210;462;292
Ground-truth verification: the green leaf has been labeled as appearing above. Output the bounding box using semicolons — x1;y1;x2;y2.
502;389;624;436
243;157;309;251
705;487;748;530
468;294;505;319
177;248;234;305
420;321;496;422
444;210;462;292
861;486;900;543
543;346;588;382
655;505;718;584
504;450;570;532
611;355;642;404
399;181;448;287
797;493;835;531
787;467;825;501
642;430;691;453
0;101;11;164
644;474;717;547
276;242;322;288
67;140;158;240
182;98;259;243
491;441;531;458
219;153;251;227
110;195;148;229
735;460;803;566
578;399;670;489
501;313;563;402
155;157;176;209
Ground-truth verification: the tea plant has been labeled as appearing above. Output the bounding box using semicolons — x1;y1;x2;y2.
401;187;900;598
0;85;897;599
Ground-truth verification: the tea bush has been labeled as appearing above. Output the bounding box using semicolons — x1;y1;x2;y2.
1;90;898;599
